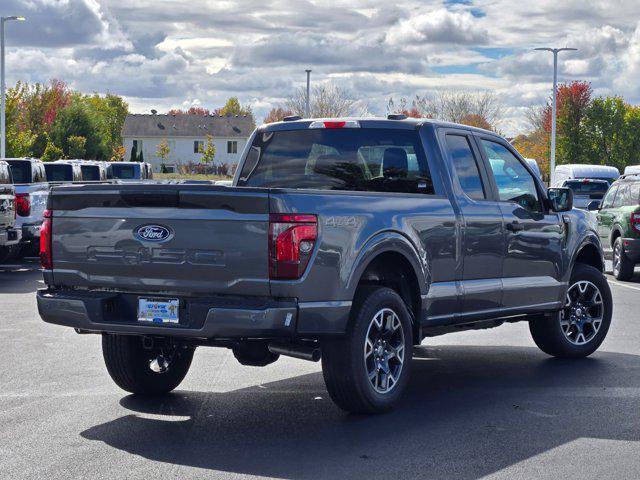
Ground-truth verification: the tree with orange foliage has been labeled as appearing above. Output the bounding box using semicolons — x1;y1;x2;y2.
459;113;492;131
264;107;294;123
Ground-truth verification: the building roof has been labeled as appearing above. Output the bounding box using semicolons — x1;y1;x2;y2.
122;114;254;138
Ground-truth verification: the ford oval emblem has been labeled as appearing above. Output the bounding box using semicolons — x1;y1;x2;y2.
134;224;173;243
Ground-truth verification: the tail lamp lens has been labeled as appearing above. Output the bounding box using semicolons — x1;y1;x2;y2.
269;214;317;279
40;210;52;270
15;193;30;217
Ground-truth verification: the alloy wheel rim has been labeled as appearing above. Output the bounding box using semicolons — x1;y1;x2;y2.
559;280;604;345
613;242;621;276
364;308;405;394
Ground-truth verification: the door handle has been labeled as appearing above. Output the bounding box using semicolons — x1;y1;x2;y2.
506;221;524;232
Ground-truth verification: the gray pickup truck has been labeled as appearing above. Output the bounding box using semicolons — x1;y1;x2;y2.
37;117;612;413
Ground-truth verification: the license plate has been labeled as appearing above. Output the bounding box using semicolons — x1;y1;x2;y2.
138;298;180;324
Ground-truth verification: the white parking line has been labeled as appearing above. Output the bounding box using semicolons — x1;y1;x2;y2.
607;278;640;292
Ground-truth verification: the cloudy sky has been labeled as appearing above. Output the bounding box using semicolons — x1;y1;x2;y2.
2;0;640;135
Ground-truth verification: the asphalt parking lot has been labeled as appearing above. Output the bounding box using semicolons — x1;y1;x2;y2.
2;260;640;480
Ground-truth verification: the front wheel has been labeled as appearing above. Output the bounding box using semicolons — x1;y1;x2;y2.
321;286;413;414
102;335;194;395
530;263;612;358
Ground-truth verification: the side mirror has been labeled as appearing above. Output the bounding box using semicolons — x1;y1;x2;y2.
548;187;573;212
587;200;601;211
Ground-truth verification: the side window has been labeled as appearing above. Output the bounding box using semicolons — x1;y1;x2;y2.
613;184;629;208
445;134;485;200
601;186;618;209
481;139;542;213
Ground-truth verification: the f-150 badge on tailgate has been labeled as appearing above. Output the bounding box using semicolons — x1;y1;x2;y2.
134;224;173;243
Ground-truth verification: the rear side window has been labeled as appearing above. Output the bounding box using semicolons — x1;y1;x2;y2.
111;164;139;179
613;184;629;208
81;165;100;181
44;164;74;182
6;161;33;183
631;183;640;205
445;134;485;200
238;129;433;194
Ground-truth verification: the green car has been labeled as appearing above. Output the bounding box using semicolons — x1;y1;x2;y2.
593;175;640;280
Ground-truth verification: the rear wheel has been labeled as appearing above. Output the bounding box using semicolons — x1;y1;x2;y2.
321;286;413;414
102;335;194;395
612;237;634;281
530;263;612;358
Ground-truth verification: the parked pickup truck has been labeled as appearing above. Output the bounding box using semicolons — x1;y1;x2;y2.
4;158;48;258
0;161;22;262
37;117;612;413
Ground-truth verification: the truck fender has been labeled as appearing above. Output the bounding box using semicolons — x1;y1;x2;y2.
569;234;605;276
346;231;428;301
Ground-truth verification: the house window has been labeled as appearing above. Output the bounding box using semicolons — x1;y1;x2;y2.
194;140;204;153
227;140;238;154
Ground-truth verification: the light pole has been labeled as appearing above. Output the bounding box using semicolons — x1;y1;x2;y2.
534;47;577;185
305;69;312;118
1;16;25;159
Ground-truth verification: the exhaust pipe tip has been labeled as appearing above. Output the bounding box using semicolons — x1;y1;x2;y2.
268;342;321;362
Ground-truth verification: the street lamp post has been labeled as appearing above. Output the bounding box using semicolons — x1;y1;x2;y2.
305;69;312;118
1;16;25;159
534;47;577;186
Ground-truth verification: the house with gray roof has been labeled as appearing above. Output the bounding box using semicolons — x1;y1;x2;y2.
122;113;255;173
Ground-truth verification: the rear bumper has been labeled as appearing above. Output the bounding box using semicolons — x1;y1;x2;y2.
622;237;640;263
0;227;21;246
37;289;351;338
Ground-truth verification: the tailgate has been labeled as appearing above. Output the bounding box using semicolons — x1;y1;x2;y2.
49;184;270;296
0;185;14;228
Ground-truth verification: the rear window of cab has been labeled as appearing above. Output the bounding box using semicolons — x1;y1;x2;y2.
237;128;434;194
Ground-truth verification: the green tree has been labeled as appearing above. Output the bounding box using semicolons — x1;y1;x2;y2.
215;97;255;128
201;135;216;164
83;93;129;159
50;102;100;159
6;129;36;158
41;142;64;162
67;135;86;159
583;96;627;170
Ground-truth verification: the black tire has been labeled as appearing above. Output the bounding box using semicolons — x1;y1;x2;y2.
530;263;612;358
612;237;634;281
321;286;413;414
102;334;194;395
0;245;21;264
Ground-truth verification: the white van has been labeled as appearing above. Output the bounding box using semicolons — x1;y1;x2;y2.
624;165;640;175
552;164;619;187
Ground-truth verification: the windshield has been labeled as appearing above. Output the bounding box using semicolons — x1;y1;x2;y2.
238;128;433;194
111;164;139;179
564;180;609;194
6;160;32;184
45;164;74;182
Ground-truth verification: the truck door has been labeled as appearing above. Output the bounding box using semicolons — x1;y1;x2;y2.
442;130;504;317
476;137;565;311
596;185;619;254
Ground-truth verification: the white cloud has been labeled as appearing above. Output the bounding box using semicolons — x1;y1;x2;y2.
3;0;640;133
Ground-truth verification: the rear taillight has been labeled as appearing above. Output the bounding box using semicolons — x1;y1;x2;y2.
40;210;52;270
269;214;317;280
631;212;640;233
15;193;30;217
